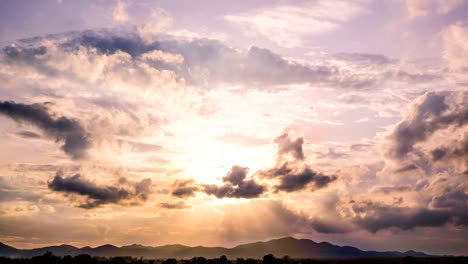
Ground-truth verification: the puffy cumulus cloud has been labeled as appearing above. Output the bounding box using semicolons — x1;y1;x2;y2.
0;101;91;159
112;0;129;23
2;29;441;95
259;132;336;193
3;40;180;92
351;199;467;233
0;35;193;161
343;165;468;233
171;179;200;198
384;91;468;162
204;166;266;199
48;171;152;209
225;0;368;48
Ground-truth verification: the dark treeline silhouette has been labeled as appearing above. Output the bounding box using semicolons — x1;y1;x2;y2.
0;252;466;264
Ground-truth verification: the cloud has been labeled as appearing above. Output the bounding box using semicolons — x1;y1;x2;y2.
372;185;411;194
406;0;431;18
222;165;248;185
0;176;44;203
140;49;184;65
354;205;450;232
203;166;265;199
112;0;129;23
171;179;200;198
48;172;152;209
137;8;172;44
259;132;336;193
384;92;468;161
429;183;467;210
274;133;305;161
351;201;467;232
171;132;336;199
159;201;191;209
14;130;41;139
225;0;368;48
394;164;418;173
442;22;468;72
0;101;91;159
4;29;438;94
406;0;465;18
430;134;467;175
431;135;467;161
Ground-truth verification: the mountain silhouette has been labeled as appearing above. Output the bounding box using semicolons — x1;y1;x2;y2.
0;237;434;259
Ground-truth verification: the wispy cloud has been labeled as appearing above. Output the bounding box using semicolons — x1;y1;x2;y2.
225;0;369;48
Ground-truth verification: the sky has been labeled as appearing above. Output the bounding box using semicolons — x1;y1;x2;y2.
0;0;467;256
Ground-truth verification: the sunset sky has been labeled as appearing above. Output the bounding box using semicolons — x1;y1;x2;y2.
0;0;467;256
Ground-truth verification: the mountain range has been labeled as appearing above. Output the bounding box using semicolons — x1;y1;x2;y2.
0;237;435;259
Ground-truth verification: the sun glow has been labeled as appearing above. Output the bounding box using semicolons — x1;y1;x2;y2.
173;140;272;184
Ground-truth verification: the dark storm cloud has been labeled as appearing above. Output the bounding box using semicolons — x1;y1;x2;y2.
204;179;265;199
203;166;266;199
430;187;467;210
0;101;91;159
171;179;200;198
430;135;467;164
48;172;152;209
309;218;350;234
385;92;468;160
259;133;336;193
222;165;248;185
159;201;191;209
351;198;468;232
265;163;336;193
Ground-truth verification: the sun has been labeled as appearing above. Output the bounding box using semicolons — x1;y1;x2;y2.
172;140;272;184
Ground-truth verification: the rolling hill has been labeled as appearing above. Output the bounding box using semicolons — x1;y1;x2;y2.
0;237;433;259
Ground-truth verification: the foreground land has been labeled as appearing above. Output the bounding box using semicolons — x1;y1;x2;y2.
0;253;467;264
0;237;445;259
